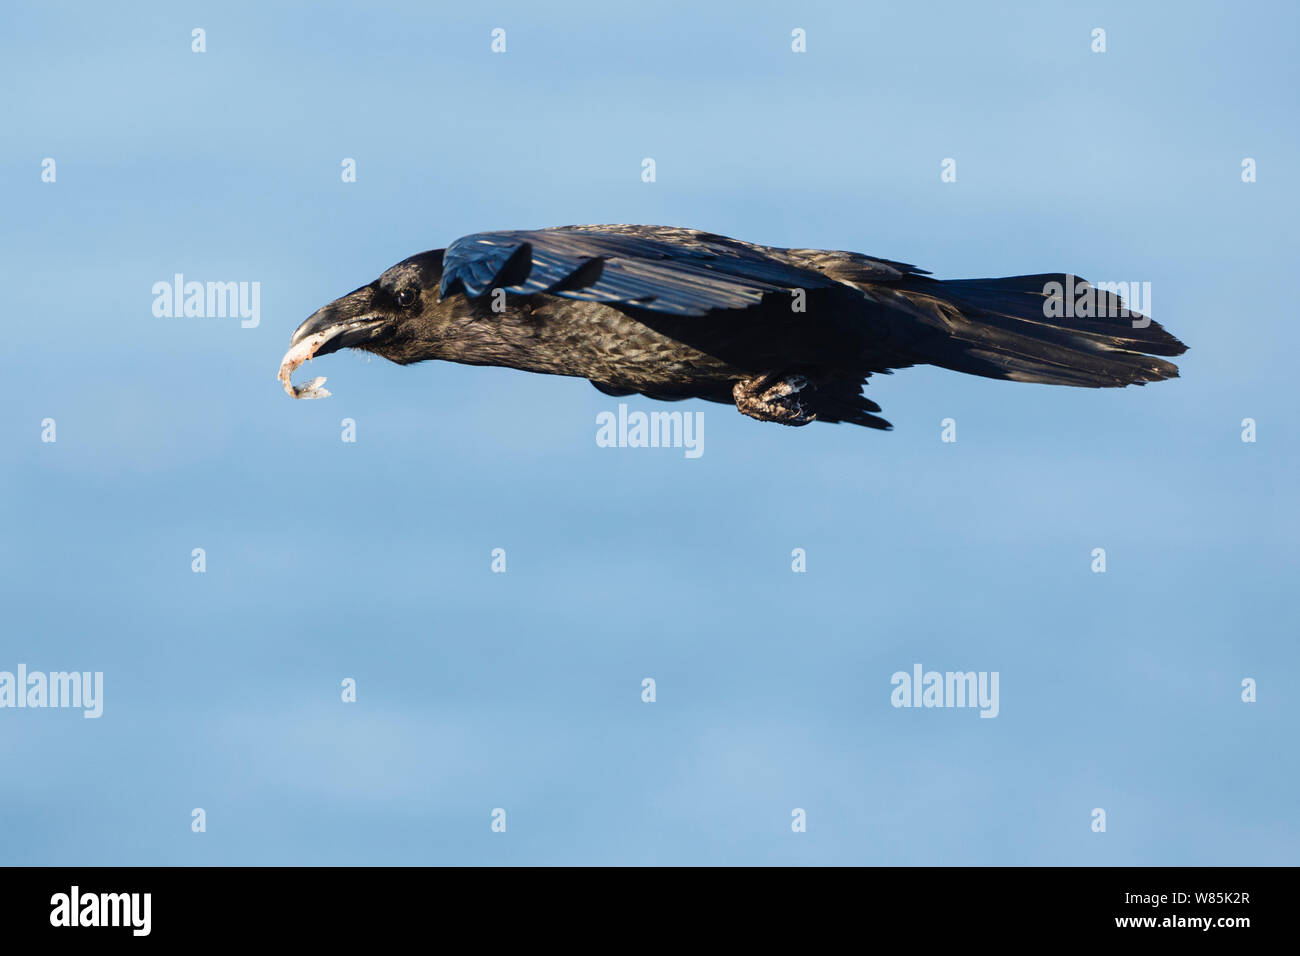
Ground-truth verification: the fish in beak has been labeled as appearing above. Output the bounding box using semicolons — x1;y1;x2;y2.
277;283;387;399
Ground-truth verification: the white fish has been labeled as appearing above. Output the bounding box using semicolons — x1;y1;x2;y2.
277;332;333;399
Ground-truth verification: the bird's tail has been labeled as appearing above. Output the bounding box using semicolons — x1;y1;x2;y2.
893;274;1187;387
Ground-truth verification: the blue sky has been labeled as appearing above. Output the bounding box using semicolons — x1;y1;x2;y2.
1;0;1296;864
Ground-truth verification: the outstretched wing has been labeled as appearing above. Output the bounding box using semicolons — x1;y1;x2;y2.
440;225;850;317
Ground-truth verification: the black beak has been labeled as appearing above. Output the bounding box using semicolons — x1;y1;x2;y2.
289;283;388;357
279;283;390;399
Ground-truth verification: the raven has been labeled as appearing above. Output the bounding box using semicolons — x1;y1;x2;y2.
278;224;1186;430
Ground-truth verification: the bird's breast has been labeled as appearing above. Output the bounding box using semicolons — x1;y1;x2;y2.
492;298;743;391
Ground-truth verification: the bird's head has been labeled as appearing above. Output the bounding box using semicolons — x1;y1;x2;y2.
278;251;450;398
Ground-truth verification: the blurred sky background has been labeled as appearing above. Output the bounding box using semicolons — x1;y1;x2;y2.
1;0;1296;865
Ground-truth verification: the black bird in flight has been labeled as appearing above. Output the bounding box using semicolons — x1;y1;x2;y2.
279;224;1186;430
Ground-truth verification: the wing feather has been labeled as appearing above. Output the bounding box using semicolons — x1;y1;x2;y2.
440;226;845;317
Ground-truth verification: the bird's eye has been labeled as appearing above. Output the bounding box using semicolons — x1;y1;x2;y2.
396;288;418;308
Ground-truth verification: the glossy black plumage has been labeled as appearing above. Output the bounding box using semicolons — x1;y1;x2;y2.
283;224;1188;430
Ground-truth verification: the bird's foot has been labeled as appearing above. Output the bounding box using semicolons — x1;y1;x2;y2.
732;373;817;426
